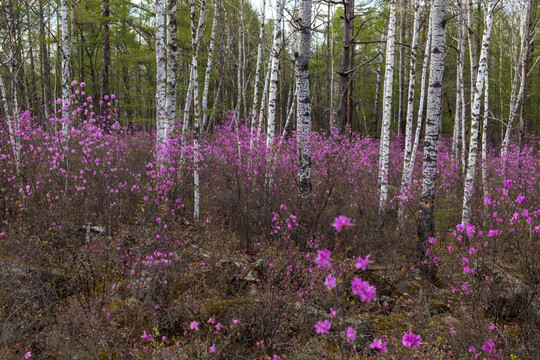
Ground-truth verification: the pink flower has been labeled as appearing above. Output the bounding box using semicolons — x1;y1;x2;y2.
351;277;376;302
344;327;356;342
355;254;371;270
482;339;494;352
469;345;476;353
370;338;387;354
25;352;32;359
209;344;216;353
71;80;78;86
314;320;331;334
332;216;352;232
488;229;499;237
232;318;240;324
190;321;199;331
329;308;336;317
324;274;337;289
402;330;422;348
503;179;512;187
456;224;465;232
215;323;221;331
273;355;281;360
208;317;215;323
517;195;526;204
141;330;153;341
316;249;332;269
80;82;86;88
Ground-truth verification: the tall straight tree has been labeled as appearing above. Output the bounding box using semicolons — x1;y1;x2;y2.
417;0;446;280
337;0;354;133
60;0;71;139
166;0;178;134
295;0;313;197
155;0;167;156
398;0;421;226
250;0;267;127
101;0;110;100
452;0;466;170
461;0;496;225
202;2;218;131
378;0;397;216
266;0;284;148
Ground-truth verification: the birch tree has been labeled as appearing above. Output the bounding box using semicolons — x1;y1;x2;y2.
417;0;446;279
60;0;71;139
398;0;421;226
294;0;313;197
452;0;466;170
481;58;489;199
166;0;178;135
155;0;167;156
337;0;354;133
250;0;267;127
461;0;496;225
266;0;284;148
378;0;397;216
202;3;218;131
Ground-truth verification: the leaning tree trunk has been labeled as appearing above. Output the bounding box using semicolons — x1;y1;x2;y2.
295;0;313;197
165;0;178;137
266;0;284;148
378;0;397;216
461;0;495;226
417;0;446;280
155;0;167;158
398;0;420;227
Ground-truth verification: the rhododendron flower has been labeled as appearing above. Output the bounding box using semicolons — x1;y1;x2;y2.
209;344;216;353
232;318;240;324
25;352;31;359
329;308;336;317
370;338;387;354
324;274;337;289
517;195;526;204
273;355;281;360
190;321;199;331
355;254;371;270
482;340;494;352
488;229;499;237
71;80;77;86
215;323;221;331
351;277;376;302
80;82;86;87
314;320;331;334
344;327;356;342
456;224;465;232
316;249;332;269
469;345;476;353
503;179;512;187
332;216;352;232
402;330;422;348
141;331;153;341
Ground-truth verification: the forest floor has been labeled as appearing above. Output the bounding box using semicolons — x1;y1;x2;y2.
0;122;538;359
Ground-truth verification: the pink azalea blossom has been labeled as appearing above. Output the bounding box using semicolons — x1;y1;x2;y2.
314;320;331;334
141;330;153;341
332;215;352;232
324;274;337;289
344;327;356;342
25;352;32;359
402;329;422;348
351;277;376;302
370;338;387;354
316;249;332;269
209;344;216;353
355;254;371;270
190;321;199;331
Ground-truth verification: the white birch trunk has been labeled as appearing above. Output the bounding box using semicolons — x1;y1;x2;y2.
481;58;489;200
155;0;167;156
501;1;530;157
295;0;313;196
461;0;495;225
256;61;271;145
0;71;21;177
235;0;244;119
452;2;466;169
202;4;217;131
418;0;446;278
398;0;421;226
266;0;284;149
60;0;71;140
378;0;397;215
165;0;178;137
282;85;296;137
191;0;206;221
251;0;267;126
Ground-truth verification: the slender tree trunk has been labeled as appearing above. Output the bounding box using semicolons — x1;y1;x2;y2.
266;0;284;148
250;0;266;127
501;0;530;156
398;0;420;226
461;0;495;225
295;0;313;197
398;0;408;136
235;0;244;119
155;0;167;157
166;0;178;136
60;0;71;139
481;57;489;200
452;2;466;169
417;0;446;280
337;0;354;133
39;0;52;121
518;0;534;148
372;51;383;135
101;0;110;101
378;0;397;216
202;3;218;130
467;0;478;93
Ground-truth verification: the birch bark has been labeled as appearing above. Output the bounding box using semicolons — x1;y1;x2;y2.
202;4;218;131
165;0;178;136
461;0;495;225
266;0;284;148
60;0;71;140
418;0;446;280
378;0;397;216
